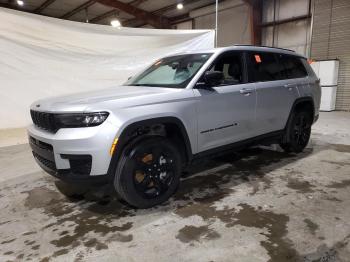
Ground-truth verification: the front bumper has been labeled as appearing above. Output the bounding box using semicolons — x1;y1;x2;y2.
27;120;118;183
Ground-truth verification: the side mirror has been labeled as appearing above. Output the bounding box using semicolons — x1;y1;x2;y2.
203;71;224;87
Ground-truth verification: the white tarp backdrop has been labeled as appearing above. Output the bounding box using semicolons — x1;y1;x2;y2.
0;8;214;129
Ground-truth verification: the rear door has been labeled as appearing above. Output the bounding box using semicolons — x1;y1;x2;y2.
278;53;310;121
246;52;301;135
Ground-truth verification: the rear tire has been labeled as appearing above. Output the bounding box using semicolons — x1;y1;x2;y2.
280;110;312;153
114;136;181;208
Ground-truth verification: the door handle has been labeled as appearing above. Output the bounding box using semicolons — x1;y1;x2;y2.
240;88;253;95
284;84;296;91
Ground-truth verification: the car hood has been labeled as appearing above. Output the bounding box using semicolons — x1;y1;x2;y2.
30;85;181;112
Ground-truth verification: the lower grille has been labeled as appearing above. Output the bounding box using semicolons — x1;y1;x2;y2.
29;136;53;151
61;154;92;176
33;151;57;171
30;136;92;176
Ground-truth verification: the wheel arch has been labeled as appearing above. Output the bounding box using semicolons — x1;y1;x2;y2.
284;97;315;130
107;116;193;177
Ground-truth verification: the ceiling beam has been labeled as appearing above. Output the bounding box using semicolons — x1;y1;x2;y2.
95;0;171;28
169;13;190;24
0;2;57;19
123;0;203;27
128;0;147;6
61;0;96;19
89;9;118;23
0;2;21;11
152;0;206;16
89;0;145;23
34;0;57;14
123;0;230;27
261;14;311;27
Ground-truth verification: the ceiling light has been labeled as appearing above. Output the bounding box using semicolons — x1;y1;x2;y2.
17;0;24;6
177;3;184;10
111;19;121;27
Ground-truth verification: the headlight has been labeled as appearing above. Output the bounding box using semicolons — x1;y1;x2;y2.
55;112;109;128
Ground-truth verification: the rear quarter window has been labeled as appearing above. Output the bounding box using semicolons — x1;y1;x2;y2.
278;55;308;79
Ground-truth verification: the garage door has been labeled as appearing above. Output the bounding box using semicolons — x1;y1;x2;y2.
311;0;350;111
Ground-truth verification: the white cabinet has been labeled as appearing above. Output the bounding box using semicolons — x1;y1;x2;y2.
311;59;339;111
319;60;339;86
320;86;338;111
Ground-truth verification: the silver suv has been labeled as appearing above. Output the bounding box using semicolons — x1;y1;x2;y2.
28;46;321;208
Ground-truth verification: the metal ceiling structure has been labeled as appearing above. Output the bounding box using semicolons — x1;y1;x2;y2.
0;0;224;28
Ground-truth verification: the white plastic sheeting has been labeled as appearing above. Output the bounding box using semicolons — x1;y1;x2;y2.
0;8;214;128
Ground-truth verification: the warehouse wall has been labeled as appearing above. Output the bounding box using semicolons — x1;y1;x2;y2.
261;0;312;56
174;0;251;47
175;20;193;30
311;0;350;111
173;0;350;111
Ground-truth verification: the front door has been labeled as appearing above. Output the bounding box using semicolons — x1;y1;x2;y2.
193;51;257;153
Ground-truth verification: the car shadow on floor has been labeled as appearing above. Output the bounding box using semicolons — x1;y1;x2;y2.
54;145;314;215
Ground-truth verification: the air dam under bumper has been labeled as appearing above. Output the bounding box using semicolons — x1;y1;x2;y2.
27;121;118;183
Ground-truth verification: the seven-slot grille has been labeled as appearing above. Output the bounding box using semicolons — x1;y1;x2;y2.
30;110;58;133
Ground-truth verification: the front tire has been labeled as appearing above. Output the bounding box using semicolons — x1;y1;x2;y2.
280;110;312;153
114;137;181;208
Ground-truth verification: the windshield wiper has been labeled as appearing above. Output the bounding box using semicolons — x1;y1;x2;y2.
130;84;155;87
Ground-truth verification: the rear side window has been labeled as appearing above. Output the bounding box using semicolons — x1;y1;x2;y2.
247;52;283;82
278;55;308;79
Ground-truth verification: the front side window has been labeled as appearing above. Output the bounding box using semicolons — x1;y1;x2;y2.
125;53;212;88
247;52;283;82
207;51;244;85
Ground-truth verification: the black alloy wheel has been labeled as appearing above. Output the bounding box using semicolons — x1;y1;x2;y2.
293;113;311;147
280;110;312;153
114;137;181;208
133;146;176;199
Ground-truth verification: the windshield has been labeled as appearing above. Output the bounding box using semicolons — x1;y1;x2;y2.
125;53;212;88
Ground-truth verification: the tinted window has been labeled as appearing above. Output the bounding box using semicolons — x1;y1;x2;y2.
247;52;283;82
208;52;244;85
278;55;308;79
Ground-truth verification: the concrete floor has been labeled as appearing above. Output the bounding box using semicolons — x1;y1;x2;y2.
0;112;350;262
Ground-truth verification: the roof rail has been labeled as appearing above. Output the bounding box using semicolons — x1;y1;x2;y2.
234;44;296;53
